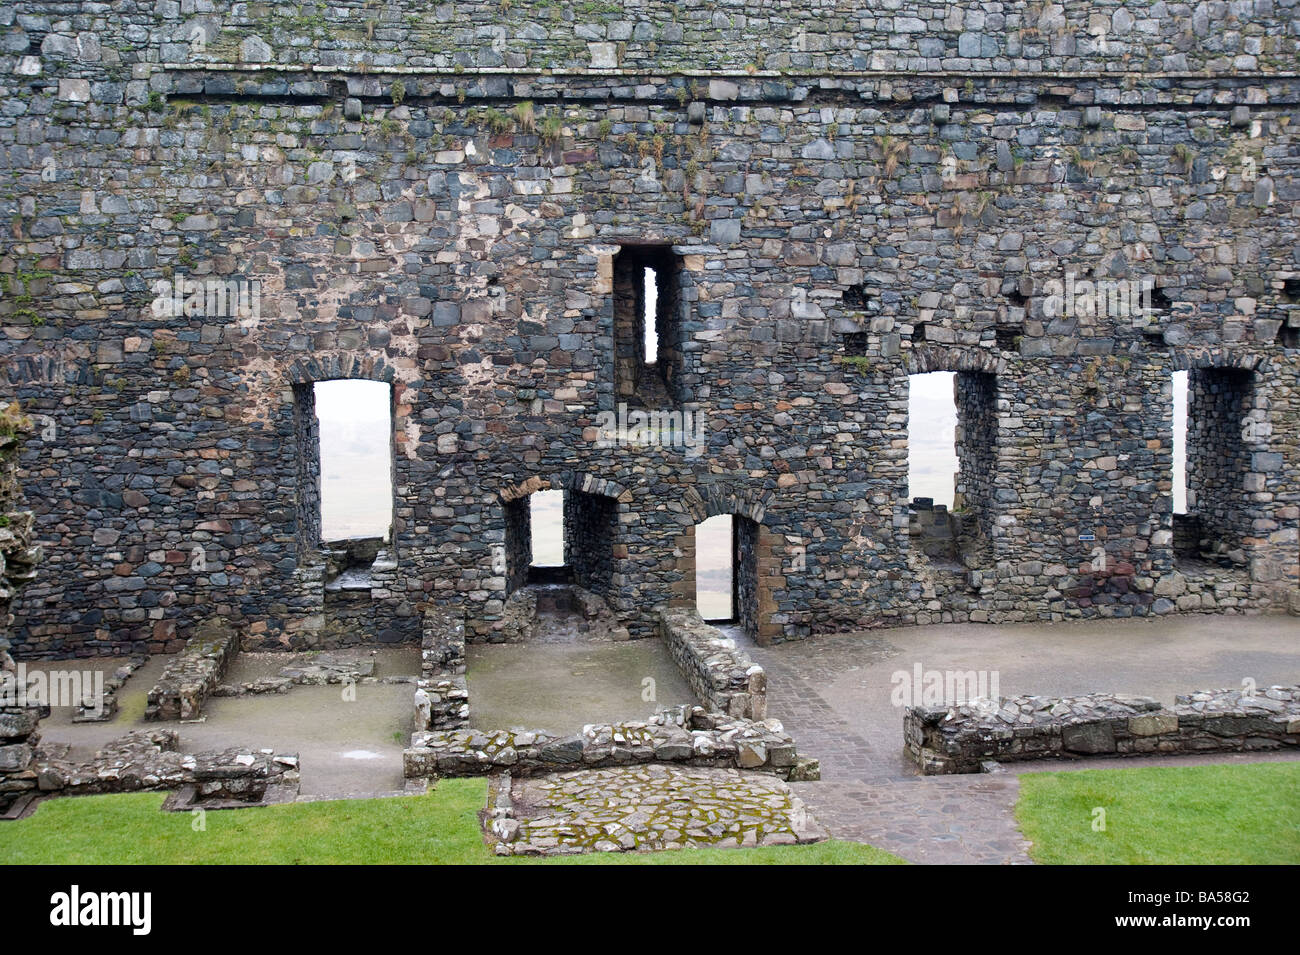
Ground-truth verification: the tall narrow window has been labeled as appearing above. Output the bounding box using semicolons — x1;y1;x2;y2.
695;514;733;621
613;246;681;407
644;266;659;364
529;489;564;568
1172;370;1188;515
314;380;393;542
907;372;958;508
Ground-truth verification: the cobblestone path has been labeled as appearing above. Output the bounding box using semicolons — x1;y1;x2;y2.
486;764;826;856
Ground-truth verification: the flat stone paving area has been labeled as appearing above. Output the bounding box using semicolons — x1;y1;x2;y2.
466;637;695;735
733;614;1300;864
491;764;826;856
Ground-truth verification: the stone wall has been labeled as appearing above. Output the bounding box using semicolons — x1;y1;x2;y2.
37;728;300;804
8;0;1294;75
564;490;618;602
0;400;42;813
0;695;42;815
906;685;1300;774
404;704;817;781
496;583;629;643
659;609;767;720
144;620;238;720
1;1;1298;657
1187;367;1256;558
414;605;468;730
953;371;999;545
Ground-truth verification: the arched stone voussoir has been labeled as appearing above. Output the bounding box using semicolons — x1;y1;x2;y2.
682;481;773;524
1170;348;1267;373
904;344;1007;377
285;353;397;385
496;470;630;504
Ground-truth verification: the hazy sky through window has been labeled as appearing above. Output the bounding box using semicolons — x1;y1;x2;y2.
530;489;565;565
696;514;732;620
909;372;958;507
1173;370;1188;514
315;379;393;541
644;266;658;363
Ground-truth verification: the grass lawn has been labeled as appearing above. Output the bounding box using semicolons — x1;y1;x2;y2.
0;780;904;865
1016;761;1300;865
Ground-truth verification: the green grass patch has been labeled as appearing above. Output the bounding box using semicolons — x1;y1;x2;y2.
0;782;903;865
1017;761;1300;865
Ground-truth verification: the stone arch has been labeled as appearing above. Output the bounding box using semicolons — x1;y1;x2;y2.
679;481;776;642
1169;349;1267;374
285;354;398;385
497;470;630;600
497;470;630;504
681;481;772;525
904;344;1006;376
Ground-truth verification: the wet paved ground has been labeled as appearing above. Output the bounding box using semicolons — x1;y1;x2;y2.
731;614;1300;864
466;626;694;735
35;648;421;797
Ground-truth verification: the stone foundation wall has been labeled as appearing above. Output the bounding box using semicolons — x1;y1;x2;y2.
74;656;146;723
38;729;300;803
659;610;767;721
404;705;816;781
414;606;468;730
906;685;1300;774
144;621;238;721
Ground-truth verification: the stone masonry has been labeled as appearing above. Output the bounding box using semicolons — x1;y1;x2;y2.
906;684;1300;774
0;400;42;813
660;609;767;720
404;703;818;781
144;618;238;720
414;605;469;730
36;728;300;804
0;1;1297;658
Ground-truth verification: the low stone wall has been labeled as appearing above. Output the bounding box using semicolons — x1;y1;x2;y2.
906;686;1300;775
404;705;816;781
74;657;147;723
145;622;238;721
658;611;766;721
212;650;380;697
414;607;469;731
36;729;300;805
